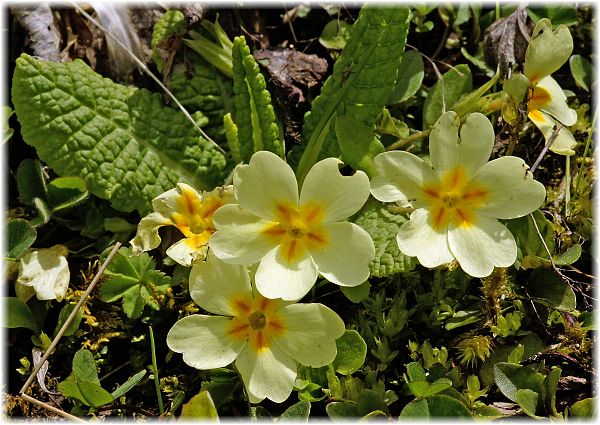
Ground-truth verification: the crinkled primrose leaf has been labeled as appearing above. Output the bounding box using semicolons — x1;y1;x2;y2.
12;54;230;215
297;6;411;182
352;198;417;277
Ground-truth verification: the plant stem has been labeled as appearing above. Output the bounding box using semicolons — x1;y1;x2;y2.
386;129;431;151
565;156;571;218
149;325;165;415
529;124;562;175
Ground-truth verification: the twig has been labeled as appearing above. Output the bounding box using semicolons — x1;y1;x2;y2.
20;393;86;423
69;2;225;155
529;123;562;175
386;129;431;151
20;242;123;395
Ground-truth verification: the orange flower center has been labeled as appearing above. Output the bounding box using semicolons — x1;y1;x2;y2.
226;295;286;352
170;186;225;248
422;166;489;230
527;84;551;122
262;202;328;264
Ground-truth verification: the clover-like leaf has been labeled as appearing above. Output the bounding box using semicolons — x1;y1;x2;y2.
99;247;172;319
332;330;367;375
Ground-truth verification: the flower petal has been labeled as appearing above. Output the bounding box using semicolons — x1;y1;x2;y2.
211;204;278;264
167;315;246;370
310;222;374;287
17;245;70;301
274;303;345;367
130;212;172;255
150;185;185;214
370;151;438;207
165;238;205;267
430;112;494;177
235;343;297;403
535;76;577;126
234;151;299;220
448;216;517;278
473;156;546;219
528;109;576;155
255;246;318;301
524;19;573;84
300;157;370;222
396;209;454;268
189;252;253;315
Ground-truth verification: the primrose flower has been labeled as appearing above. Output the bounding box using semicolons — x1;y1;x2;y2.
17;245;70;301
370;111;546;278
209;151;375;301
524;18;577;155
167;252;345;403
130;183;234;266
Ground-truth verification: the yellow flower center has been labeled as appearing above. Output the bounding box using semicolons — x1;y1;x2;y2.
527;84;551;122
422;166;489;230
170;186;225;249
262;202;328;265
226;296;286;352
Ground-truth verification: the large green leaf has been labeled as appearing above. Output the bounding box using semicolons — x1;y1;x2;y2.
297;6;411;182
279;400;311;421
6;219;36;260
492;362;545;404
389;50;424;104
352;198;417;277
528;268;576;311
12;54;230;215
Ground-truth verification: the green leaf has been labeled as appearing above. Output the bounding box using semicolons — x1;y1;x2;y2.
569;55;592;92
110;370;147;400
47;177;88;212
180;390;219;419
185;19;234;79
544;367;561;415
71;349;101;384
3;106;14;143
53;303;83;338
506;210;556;268
319;20;353;50
168;52;233;144
3;297;40;333
99;247;172;319
326;401;359;419
569;398;595;417
340;281;370;303
57;380;113;408
492;363;545;403
332;330;367;375
528;6;578;27
423;64;473;128
16;159;47;206
335;115;384;177
298;6;411;183
7;219;37;260
407;379;453;399
528;268;576;311
356;389;389;416
400;395;471;417
515;389;541;418
230;36;283;162
352;198;417;277
389;50;424;104
12;54;230;215
405;362;427;382
279;400;311;421
554;243;582;266
151;10;186;73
